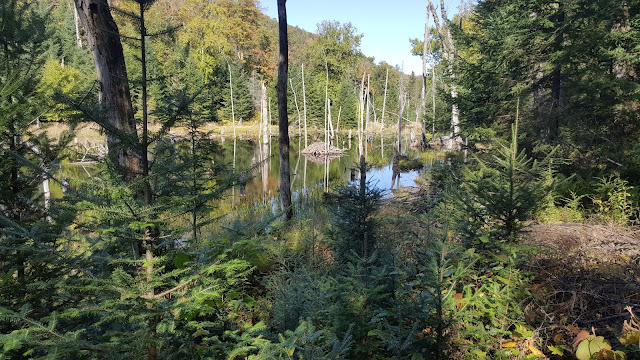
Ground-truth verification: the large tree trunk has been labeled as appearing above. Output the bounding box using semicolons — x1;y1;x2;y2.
277;0;292;220
74;0;140;181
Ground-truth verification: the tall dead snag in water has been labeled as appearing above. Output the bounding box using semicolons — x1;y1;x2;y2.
290;78;301;137
428;0;460;148
381;68;388;132
420;7;429;148
277;0;292;220
358;73;365;156
302;63;308;148
365;74;371;134
74;0;140;181
228;61;236;138
397;92;404;156
323;51;329;151
261;83;268;145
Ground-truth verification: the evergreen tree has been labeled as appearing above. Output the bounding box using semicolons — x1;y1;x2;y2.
0;2;79;357
456;0;640;165
452;106;556;243
221;60;254;124
334;75;358;129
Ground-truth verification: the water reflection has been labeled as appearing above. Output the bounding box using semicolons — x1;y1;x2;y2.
54;135;439;212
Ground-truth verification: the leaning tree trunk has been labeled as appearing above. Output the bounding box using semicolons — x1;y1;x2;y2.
277;0;292;220
74;0;140;181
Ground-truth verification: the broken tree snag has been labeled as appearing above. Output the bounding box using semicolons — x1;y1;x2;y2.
74;0;141;181
428;0;460;149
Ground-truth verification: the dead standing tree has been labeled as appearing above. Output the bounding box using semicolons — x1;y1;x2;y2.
420;6;429;148
428;0;460;149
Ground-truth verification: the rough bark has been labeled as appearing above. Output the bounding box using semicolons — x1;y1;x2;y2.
277;0;292;220
74;0;140;181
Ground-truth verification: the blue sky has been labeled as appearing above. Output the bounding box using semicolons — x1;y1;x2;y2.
263;0;461;75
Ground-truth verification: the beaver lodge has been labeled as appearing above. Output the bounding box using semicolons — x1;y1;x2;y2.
301;142;344;156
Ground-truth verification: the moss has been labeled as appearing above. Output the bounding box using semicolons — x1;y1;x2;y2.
395;158;423;171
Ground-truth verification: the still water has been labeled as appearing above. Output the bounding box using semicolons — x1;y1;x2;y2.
54;134;436;214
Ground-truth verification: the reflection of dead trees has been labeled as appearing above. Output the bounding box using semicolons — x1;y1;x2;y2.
391;170;401;190
261;142;269;202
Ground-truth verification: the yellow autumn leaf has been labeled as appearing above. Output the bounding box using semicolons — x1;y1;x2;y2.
501;341;517;348
618;330;640;346
527;344;544;357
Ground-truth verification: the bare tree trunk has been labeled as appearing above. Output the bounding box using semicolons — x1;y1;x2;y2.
289;78;301;137
277;0;292;220
74;0;140;181
428;0;460;148
262;83;268;145
397;92;404;155
432;54;436;140
421;7;429;148
228;61;236;138
324;53;329;151
73;2;82;48
302;63;308;148
139;1;151;207
381;68;388;132
268;97;272;137
365;74;370;134
328;99;334;140
42;174;51;222
358;73;365;156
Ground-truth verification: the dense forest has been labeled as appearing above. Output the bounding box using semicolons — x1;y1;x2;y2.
1;0;640;359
